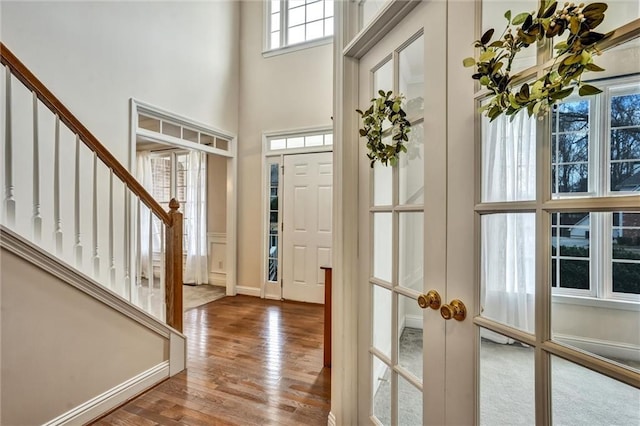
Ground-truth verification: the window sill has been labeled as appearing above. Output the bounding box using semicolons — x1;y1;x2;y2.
552;293;640;311
263;36;333;58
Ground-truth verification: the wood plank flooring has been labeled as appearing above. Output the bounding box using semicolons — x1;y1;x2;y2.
92;296;330;425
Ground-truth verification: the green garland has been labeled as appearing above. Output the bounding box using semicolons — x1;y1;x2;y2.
357;90;412;167
463;1;610;121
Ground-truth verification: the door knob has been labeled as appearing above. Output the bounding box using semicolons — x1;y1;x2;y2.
440;299;466;321
417;290;441;310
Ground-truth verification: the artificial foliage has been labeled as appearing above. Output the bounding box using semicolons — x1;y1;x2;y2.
357;90;412;167
463;1;610;121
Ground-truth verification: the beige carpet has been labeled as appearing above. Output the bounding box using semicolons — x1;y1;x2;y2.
183;284;226;311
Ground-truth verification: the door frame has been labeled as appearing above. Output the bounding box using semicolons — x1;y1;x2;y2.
332;0;476;424
261;126;333;301
128;98;238;297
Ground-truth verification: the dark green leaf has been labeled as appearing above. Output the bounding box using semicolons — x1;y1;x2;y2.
582;3;608;16
580;31;606;46
550;87;574;100
542;1;557;18
504;10;511;22
481;28;495;45
359;129;367;136
378;89;386;97
585;63;605;72
522;14;533;31
578;84;603;96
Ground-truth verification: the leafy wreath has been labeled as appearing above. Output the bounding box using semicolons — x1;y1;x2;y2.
463;1;610;121
357;90;412;167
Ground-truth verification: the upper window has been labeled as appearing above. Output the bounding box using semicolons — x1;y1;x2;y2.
267;0;334;51
550;77;640;301
551;79;640;197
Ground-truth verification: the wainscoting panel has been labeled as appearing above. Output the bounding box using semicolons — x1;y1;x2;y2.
208;232;227;286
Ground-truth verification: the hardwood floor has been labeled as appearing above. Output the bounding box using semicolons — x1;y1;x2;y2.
92;296;331;425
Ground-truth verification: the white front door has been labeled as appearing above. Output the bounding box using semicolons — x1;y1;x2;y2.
282;152;333;303
357;2;475;424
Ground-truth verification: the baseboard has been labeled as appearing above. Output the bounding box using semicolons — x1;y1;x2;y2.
327;411;337;426
43;362;169;426
264;294;282;301
236;285;261;297
554;334;640;362
404;314;422;330
208;272;227;286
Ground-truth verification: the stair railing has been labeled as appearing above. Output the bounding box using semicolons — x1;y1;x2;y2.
1;43;183;332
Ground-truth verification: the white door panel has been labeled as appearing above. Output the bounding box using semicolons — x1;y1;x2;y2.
357;1;473;424
283;152;332;303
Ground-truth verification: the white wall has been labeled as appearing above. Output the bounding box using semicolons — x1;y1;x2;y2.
1;247;168;425
237;1;333;290
0;0;240;165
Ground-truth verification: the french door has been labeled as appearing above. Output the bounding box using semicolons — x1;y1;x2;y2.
353;1;639;425
357;2;475;424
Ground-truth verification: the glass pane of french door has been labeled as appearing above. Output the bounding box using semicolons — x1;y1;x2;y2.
365;30;427;426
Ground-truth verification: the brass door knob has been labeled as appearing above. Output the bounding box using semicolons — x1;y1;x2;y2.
417;290;441;310
440;299;466;321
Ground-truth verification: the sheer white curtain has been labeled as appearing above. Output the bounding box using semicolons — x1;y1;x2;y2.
184;150;209;285
481;112;536;344
136;151;160;279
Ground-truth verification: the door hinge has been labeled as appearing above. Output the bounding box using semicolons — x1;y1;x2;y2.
281;222;283;231
281;164;284;174
280;278;283;288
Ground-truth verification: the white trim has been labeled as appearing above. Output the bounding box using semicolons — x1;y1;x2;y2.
264;125;334;156
169;333;186;376
209;272;227;286
43;362;169;426
132;98;235;141
0;226;184;339
403;314;423;330
327;411;337;426
129;98;238;299
226;138;238;297
553;334;640;363
263;36;334;58
136;128;233;158
343;0;420;59
552;293;640;312
236;285;262;297
265;279;283;300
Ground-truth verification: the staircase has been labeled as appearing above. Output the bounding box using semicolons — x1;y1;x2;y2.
1;43;186;425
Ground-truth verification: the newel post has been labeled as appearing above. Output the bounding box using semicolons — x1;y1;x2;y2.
165;198;183;332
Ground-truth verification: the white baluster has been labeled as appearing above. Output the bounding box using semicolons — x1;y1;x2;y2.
4;66;15;227
160;220;166;322
148;208;153;301
74;135;82;268
135;197;142;306
53;115;63;255
92;152;100;278
124;187;131;300
109;169;116;289
32;92;42;241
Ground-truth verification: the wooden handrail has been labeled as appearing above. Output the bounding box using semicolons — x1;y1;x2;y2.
0;43;170;225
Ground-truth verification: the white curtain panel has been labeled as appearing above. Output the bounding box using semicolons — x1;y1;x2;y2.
184;150;209;285
481;112;536;344
136;151;154;279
